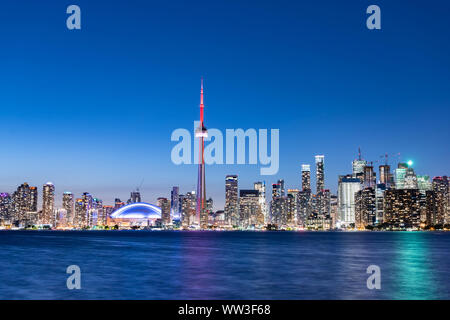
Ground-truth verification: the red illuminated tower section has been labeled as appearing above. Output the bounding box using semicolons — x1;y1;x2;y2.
195;79;208;228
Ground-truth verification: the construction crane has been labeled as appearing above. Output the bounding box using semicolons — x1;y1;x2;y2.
380;153;401;165
136;178;144;192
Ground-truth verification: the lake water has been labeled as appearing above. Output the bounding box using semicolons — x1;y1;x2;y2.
0;231;448;299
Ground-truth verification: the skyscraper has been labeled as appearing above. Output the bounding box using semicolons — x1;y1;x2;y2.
130;190;141;203
11;183;37;225
272;183;281;198
287;189;300;226
330;194;338;228
375;183;386;224
181;191;196;227
206;197;213;214
171;186;180;219
62;192;74;227
239;190;262;228
82;192;93;227
0;193;12;225
297;190;311;227
301;164;311;191
337;176;361;226
404;168;418;189
432;176;449;225
394;167;407;189
103;205;115;227
417;175;432;191
277;179;285;197
315;155;325;193
384;189;421;228
157;197;171;225
42;182;55;225
195;79;208;228
30;186;38;212
355;187;376;229
224;175;238;226
254;182;268;224
379;164;390;185
318;189;331;218
74;198;84;228
363;164;376;188
93;198;103;226
270;195;287;227
417;175;432;225
271;180;285;199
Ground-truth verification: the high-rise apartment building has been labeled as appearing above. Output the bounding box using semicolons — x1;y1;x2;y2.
42;182;55;225
315;155;325;193
224;175;239;226
355;187;376;229
181;191;196;227
272;182;282;198
74;198;84;228
62;192;74;227
297;190;311;227
30;186;38;212
330;194;338;228
270;196;287;227
254;182;268;224
432;176;449;225
287;189;300;226
0;193;12;225
11;183;37;225
277;179;285;197
103;205;115;227
93;198;103;226
384;189;421;228
171;186;180;219
301;164;311;191
375;183;386;224
157;197;171;225
239;190;262;228
82;192;93;227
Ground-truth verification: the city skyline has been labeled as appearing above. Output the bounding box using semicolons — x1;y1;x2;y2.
0;150;445;212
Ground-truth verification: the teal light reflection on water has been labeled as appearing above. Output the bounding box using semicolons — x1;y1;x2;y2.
391;232;437;300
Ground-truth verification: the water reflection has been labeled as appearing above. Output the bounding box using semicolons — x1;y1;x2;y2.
0;231;448;299
391;233;437;299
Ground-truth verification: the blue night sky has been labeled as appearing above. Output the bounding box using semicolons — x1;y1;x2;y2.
0;0;449;209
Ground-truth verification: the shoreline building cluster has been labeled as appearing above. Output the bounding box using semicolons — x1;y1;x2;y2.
0;150;448;231
0;184;161;229
339;153;449;230
211;151;449;231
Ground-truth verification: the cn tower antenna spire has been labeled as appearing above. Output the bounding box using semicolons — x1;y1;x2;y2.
200;77;204;122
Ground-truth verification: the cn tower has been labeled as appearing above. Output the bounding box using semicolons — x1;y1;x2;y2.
195;79;208;228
